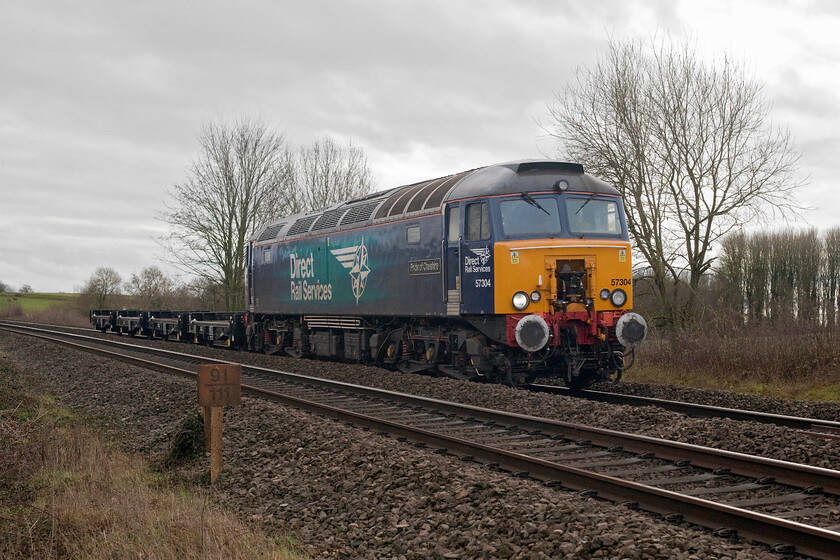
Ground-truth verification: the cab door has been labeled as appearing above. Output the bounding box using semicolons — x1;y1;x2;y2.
459;200;495;314
444;203;461;316
246;242;255;312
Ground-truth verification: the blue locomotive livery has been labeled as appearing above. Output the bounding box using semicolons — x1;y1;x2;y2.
244;159;647;387
93;160;647;389
252;212;447;318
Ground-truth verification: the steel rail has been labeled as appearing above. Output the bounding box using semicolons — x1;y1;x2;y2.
246;384;840;560
2;323;840;558
528;383;840;432
6;321;838;433
4;322;840;495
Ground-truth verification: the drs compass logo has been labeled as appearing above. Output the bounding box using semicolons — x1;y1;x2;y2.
330;238;371;304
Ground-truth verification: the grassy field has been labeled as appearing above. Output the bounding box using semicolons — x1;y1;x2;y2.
1;291;78;314
0;291;90;326
0;359;309;560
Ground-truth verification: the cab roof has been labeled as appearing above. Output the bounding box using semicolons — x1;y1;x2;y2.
251;160;619;244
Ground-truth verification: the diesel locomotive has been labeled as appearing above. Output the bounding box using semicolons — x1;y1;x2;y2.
92;160;647;389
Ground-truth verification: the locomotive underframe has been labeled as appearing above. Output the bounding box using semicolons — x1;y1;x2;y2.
91;308;628;388
247;310;627;387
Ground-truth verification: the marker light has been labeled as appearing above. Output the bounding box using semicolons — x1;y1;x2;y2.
600;288;611;300
530;290;541;302
512;291;530;310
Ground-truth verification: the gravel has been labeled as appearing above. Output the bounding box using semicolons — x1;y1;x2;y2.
79;328;839;470
3;328;829;558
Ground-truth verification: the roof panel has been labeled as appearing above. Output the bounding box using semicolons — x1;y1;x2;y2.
288;215;319;236
256;222;286;242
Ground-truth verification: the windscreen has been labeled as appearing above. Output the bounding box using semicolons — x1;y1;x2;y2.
500;198;562;237
566;197;622;235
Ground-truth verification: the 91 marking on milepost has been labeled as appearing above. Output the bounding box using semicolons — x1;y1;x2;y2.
198;364;242;406
197;363;241;483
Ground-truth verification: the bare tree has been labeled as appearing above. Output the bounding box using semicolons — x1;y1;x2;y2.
0;280;9;293
19;284;32;293
291;135;376;213
716;232;747;326
159;117;294;311
81;267;122;309
124;266;175;309
186;277;226;311
545;35;804;328
824;227;840;328
717;228;840;327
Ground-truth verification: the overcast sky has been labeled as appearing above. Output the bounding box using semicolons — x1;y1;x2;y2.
1;0;838;293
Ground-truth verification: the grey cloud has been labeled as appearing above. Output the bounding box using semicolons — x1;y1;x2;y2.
1;0;837;291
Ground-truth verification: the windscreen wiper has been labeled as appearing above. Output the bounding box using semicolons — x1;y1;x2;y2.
575;191;598;214
521;192;550;215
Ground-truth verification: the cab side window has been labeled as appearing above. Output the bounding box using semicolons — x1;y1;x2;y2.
465;201;490;241
448;208;460;243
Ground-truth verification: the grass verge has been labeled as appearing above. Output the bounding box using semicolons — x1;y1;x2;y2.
628;327;840;402
625;363;840;402
0;360;309;560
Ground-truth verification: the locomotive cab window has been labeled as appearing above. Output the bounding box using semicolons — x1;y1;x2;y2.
566;197;622;236
406;225;420;245
465;201;490;241
500;196;561;238
263;249;271;263
448;208;460;243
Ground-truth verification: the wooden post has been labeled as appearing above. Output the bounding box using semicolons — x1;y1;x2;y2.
202;406;212;452
210;405;223;483
197;364;242;484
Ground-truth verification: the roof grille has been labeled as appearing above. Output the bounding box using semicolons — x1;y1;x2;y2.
516;161;584;174
288;215;319;236
340;201;381;226
256;222;285;242
311;209;346;232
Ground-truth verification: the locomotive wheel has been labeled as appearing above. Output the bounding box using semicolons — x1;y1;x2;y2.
565;369;598;392
246;325;264;352
565;375;588;392
501;358;518;387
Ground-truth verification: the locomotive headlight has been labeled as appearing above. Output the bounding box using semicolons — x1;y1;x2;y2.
610;288;627;307
512;291;530;310
530;290;541;303
600;288;610;300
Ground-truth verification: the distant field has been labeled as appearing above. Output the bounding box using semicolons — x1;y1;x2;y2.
1;291;79;314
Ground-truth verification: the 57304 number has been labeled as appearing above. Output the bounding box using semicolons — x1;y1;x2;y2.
610;278;631;287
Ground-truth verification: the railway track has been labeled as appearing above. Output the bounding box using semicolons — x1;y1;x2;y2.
2;321;839;558
528;384;840;438
10;320;840;435
8;320;840;436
